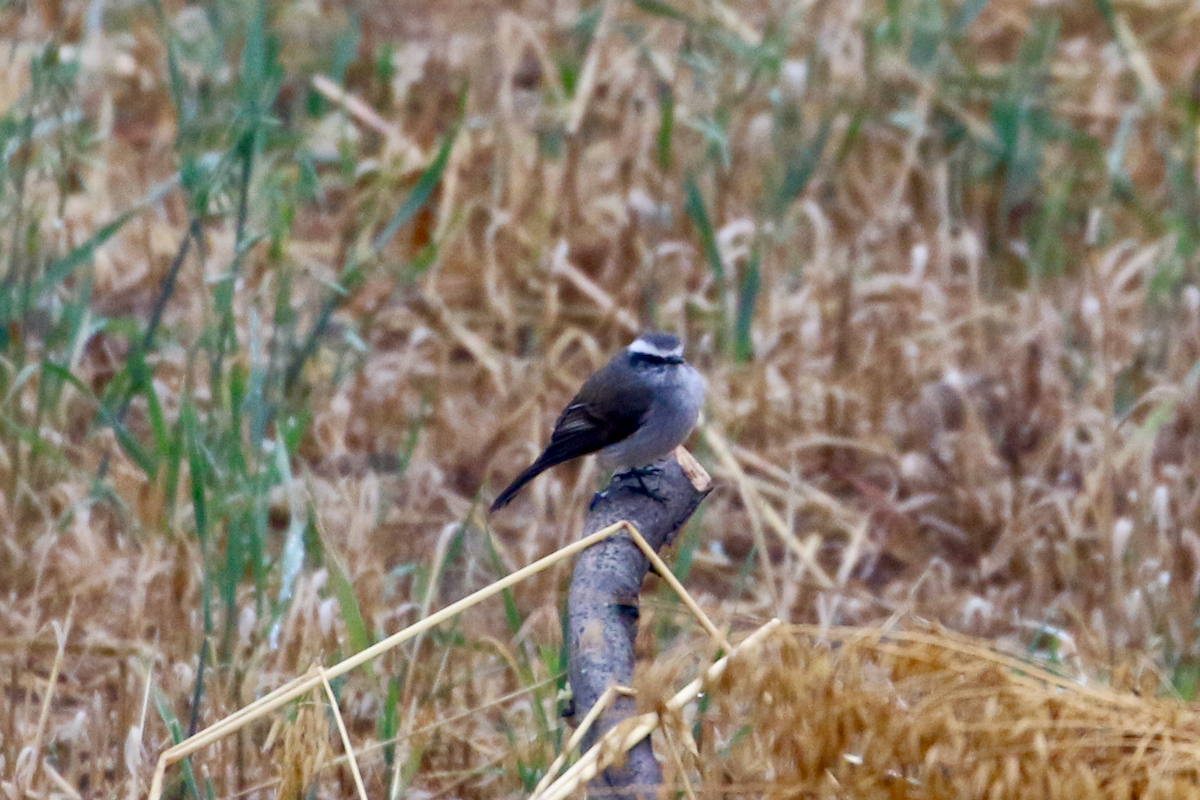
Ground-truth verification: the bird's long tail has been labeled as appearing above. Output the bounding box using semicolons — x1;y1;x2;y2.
489;457;560;512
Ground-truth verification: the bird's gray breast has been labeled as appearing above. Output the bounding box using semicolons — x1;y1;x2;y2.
597;363;704;470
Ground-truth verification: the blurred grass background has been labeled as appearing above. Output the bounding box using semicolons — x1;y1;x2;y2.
6;0;1200;796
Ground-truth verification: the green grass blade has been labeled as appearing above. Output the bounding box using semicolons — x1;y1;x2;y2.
734;246;760;362
151;684;202;800
631;0;695;25
656;82;675;172
372;122;460;253
684;174;724;283
328;549;373;653
775;116;831;214
182;402;209;543
29;208;139;309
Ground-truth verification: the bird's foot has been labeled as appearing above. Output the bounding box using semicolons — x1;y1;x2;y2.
622;465;667;503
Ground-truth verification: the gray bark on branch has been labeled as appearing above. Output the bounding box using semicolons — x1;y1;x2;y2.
566;447;712;800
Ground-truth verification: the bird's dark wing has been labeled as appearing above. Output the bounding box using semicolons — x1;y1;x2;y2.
490;358;653;511
537;358;653;465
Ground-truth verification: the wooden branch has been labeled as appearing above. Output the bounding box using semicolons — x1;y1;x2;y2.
566;447;712;800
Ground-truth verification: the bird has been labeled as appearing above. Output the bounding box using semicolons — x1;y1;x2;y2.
489;331;704;512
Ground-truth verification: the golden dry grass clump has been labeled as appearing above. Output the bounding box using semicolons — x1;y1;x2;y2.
693;623;1200;799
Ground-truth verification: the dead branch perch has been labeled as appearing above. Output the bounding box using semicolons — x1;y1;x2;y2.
566;446;712;800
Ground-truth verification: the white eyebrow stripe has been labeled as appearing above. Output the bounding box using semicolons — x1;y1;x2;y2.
627;336;683;358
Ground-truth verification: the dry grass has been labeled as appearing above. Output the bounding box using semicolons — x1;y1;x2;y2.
693;622;1200;799
5;0;1200;797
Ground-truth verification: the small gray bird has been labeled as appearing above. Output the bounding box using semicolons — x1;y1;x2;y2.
490;332;704;512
